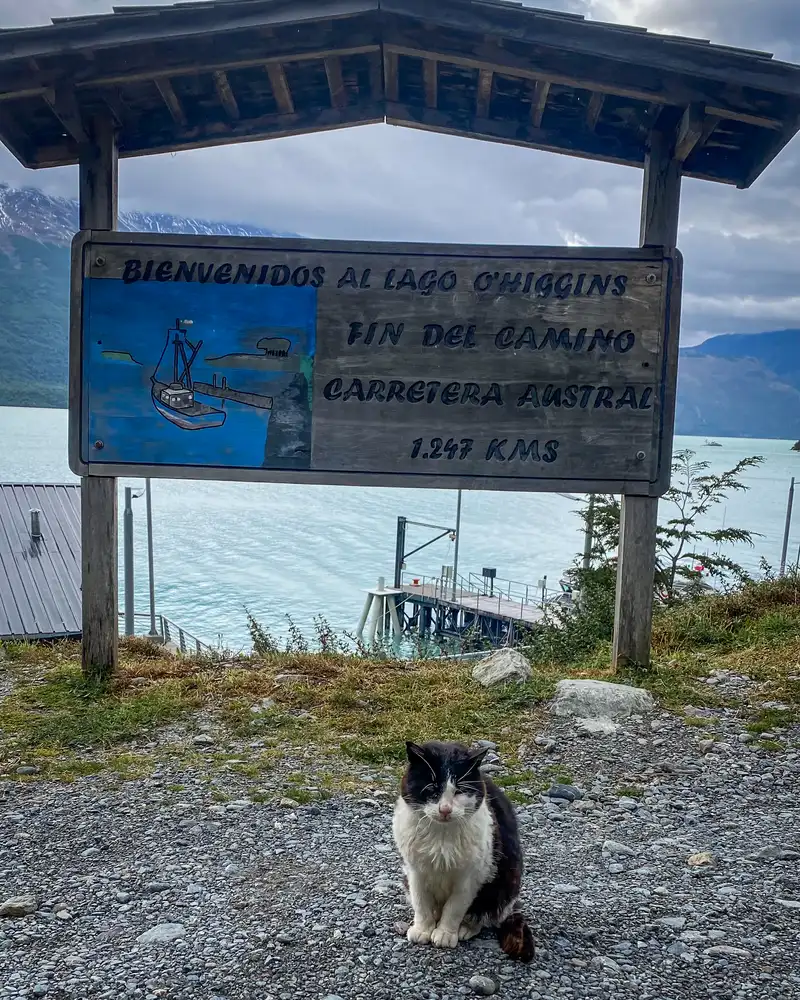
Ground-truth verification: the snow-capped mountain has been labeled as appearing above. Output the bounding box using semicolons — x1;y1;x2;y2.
0;182;288;244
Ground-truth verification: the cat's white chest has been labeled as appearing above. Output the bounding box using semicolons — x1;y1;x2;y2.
393;798;495;883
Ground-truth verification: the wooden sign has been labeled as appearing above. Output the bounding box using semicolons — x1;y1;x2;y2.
70;232;681;496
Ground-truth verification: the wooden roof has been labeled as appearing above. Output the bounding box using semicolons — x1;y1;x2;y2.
1;0;800;186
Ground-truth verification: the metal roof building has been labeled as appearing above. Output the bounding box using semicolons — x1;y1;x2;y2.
0;483;82;641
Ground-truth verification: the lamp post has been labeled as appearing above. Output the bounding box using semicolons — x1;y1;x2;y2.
122;482;159;640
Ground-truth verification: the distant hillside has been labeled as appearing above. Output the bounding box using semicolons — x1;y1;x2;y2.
0;183;798;440
0;184;288;409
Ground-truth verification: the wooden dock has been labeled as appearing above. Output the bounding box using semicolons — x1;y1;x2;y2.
398;578;555;646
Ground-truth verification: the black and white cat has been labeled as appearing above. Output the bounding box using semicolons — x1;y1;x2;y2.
392;739;535;962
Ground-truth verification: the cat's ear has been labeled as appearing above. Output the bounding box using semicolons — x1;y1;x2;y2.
405;741;427;764
460;746;489;778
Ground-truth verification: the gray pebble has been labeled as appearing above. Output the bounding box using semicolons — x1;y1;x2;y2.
469;974;498;996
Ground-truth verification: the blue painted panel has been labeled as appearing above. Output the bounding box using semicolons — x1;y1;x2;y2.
83;278;316;471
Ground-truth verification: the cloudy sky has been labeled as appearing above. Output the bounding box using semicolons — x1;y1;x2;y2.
2;0;800;345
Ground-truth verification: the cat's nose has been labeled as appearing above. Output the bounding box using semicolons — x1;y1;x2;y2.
438;803;453;820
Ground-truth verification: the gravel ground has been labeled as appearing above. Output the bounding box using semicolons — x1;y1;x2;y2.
2;677;800;1000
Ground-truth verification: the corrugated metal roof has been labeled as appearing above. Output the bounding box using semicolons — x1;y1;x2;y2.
0;483;81;641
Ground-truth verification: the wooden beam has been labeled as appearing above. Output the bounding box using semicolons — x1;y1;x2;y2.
267;63;295;115
325;56;347;110
0;104;33;164
530;79;550;127
37;101;386;165
42;87;88;144
384;49;399;103
674;102;704;162
213;70;240;120
586;91;604;131
476;68;493;119
368;48;384;102
154;77;187;127
386;101;644;169
612;124;682;672
78;110;119;685
382;40;786;131
740;108;800;187
423;58;438;110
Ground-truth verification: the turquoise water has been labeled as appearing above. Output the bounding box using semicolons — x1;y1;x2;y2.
2;406;798;649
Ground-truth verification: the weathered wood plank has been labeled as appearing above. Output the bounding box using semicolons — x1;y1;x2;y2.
266;63;295;115
382;38;787;130
476;68;493;118
674;102;705;162
77;110;119;683
213;70;240;120
154;77;187;126
42;87;88;144
586;91;605;131
387;101;644;169
613;122;682;672
325;56;347;109
530;79;550;127
72;232;679;498
384;49;399;102
423;58;438;110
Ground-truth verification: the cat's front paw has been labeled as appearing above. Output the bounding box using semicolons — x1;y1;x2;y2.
407;922;435;945
431;926;459;949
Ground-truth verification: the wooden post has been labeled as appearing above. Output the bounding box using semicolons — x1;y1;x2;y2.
79;111;119;683
612;124;681;670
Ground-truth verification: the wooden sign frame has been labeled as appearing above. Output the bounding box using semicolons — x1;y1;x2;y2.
70;231;681;497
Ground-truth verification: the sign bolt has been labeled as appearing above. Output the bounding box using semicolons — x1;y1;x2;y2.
645;273;657;284
94;440;104;450
95;255;106;267
636;450;646;461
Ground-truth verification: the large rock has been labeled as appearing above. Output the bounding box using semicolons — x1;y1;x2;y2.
136;922;186;945
472;649;532;687
551;679;654;720
0;894;38;918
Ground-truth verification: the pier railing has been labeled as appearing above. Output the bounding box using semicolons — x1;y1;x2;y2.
400;570;572;618
117;611;211;655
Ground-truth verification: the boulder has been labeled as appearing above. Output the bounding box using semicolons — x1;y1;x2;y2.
136;922;186;945
0;894;38;918
551;679;654;721
472;649;532;687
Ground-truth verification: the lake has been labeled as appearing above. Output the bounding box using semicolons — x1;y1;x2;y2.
1;406;797;649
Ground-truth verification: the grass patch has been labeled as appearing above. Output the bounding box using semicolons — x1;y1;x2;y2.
616;784;644;799
746;707;797;734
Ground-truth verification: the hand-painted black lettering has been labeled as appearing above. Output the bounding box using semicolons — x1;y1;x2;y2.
587;274;611;296
214;263;232;284
509;439;540;462
573;273;586;295
423;324;443;347
459;439;474;459
270;265;290;287
543;440;559;463
384;269;396;290
430;437;443;459
396;268;417;291
563;385;578;408
639;388;653;410
348;322;364;345
572;328;587;351
406;380;425;403
359;268;372;289
380;323;403;346
343;378;366;402
612;275;628;296
323;378;343;400
516;384;540;408
310;266;325;288
486;439;507;461
554;273;573;299
425;381;442;404
155;261;173;282
534;273;553;298
386;380;405;402
481;384;504;406
234;263;256;284
542;385;562;407
495;326;515;350
142;261;154;281
411;438;423;459
579;386;595;408
588;329;612;352
338;267;360;289
474;272;493;292
419;270;438;296
175;261;197;282
197;262;214;283
122;259;142;283
499;271;522;294
613;331;635;353
366;379;386;402
442;382;461;405
594;387;614;409
461;383;481;405
292;266;310;287
543;328;572;351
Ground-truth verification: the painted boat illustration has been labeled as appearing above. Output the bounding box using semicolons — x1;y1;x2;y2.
151;319;275;430
151;319;227;430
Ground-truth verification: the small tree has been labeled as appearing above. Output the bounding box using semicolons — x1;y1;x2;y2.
579;449;763;603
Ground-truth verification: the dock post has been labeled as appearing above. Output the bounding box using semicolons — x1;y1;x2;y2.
79;111;119;683
613;122;681;670
123;487;134;636
145;479;160;639
779;477;795;576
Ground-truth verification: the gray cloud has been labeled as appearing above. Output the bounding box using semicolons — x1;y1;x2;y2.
1;0;799;345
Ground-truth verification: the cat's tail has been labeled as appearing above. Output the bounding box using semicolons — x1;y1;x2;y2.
497;910;535;963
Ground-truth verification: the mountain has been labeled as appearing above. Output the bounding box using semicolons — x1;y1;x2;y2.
0;183;288;408
0;183;798;440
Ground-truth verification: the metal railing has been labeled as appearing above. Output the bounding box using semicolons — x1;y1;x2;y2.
117;611;211;655
400;569;574;618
